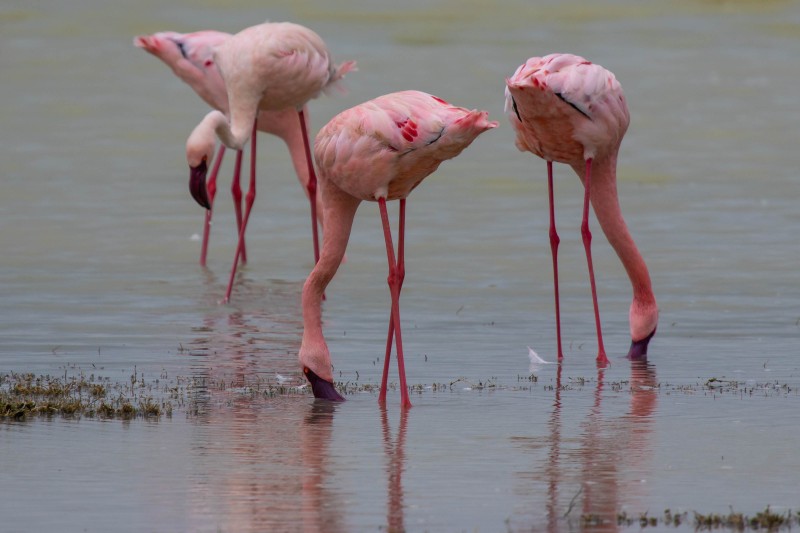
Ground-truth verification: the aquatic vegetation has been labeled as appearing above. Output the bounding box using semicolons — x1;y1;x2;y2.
693;506;800;530
0;372;170;420
597;506;800;530
3;368;797;424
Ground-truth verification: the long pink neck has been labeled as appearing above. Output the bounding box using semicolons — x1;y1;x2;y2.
299;186;361;380
574;154;657;339
197;109;254;152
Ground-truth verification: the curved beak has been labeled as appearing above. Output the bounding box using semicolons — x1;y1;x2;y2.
627;329;656;360
189;158;211;209
304;367;345;402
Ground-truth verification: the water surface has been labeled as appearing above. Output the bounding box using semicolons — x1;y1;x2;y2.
2;0;799;531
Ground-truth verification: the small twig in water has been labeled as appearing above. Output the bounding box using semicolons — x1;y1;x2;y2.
563;487;583;518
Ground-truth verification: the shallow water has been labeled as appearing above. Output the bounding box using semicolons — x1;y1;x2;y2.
2;0;799;531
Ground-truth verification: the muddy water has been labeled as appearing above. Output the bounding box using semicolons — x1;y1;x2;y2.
2;0;799;531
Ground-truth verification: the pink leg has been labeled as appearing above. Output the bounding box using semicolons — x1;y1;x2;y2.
379;320;393;405
230;150;247;265
298;110;321;264
379;200;406;405
547;161;564;361
378;198;411;409
224;121;258;304
580;158;608;364
200;145;225;267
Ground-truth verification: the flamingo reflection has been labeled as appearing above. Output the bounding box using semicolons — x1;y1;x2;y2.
578;360;657;528
516;360;657;531
183;280;346;531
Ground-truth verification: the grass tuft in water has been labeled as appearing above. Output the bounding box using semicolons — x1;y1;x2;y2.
0;372;170;421
605;506;799;530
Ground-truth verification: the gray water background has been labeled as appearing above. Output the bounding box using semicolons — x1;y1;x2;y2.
1;0;799;531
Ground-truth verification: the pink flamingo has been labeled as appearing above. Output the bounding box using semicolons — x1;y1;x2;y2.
505;54;658;363
138;23;355;302
300;90;497;406
135;31;319;269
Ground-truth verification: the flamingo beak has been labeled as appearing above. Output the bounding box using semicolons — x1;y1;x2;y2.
627;329;656;360
304;367;345;402
189;158;211;210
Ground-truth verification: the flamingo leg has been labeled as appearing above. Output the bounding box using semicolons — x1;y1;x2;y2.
379;319;394;405
580;158;608;364
224;121;258;304
378;198;411;408
200;144;226;267
379;200;406;405
230;150;247;265
298;109;321;264
547;161;564;361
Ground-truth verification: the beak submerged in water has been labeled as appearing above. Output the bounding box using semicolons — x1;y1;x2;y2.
627;329;656;360
304;367;345;402
189;158;211;209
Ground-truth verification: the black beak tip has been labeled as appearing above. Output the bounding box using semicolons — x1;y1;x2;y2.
627;329;656;360
304;367;345;402
189;161;211;210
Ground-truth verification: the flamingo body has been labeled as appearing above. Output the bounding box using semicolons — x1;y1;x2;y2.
506;54;629;163
301;90;497;405
216;22;343;116
316;91;494;201
191;21;356;155
135;31;312;141
505;54;657;360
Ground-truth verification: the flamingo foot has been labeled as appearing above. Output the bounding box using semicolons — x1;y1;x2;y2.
627;329;656;360
304;367;345;402
189;160;211;209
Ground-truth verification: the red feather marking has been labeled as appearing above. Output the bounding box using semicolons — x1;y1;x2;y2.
396;118;419;142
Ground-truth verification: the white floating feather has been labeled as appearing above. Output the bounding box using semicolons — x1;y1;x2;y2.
527;346;553;372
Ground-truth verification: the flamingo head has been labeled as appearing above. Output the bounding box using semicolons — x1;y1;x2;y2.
186;117;217;210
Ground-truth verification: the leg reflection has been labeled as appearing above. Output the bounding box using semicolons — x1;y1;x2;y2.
545;364;563;531
381;406;409;532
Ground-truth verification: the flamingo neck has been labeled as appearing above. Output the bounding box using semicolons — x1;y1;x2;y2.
576;154;658;339
197;110;252;152
299;189;360;381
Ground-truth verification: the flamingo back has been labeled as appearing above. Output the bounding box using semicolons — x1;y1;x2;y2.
314;90;497;202
214;22;354;112
505;53;629;163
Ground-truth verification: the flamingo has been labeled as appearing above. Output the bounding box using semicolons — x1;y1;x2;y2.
139;23;355;302
135;31;319;270
300;90;498;406
505;54;658;363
